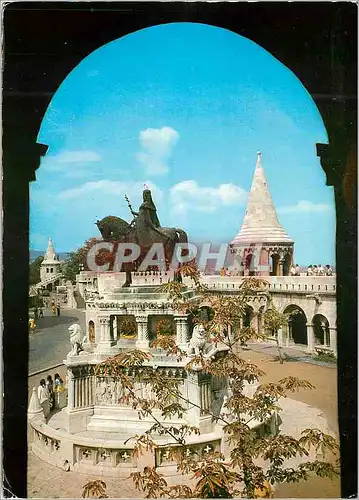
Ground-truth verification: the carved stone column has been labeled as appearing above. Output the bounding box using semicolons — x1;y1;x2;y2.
174;316;189;348
277;327;284;347
306;323;315;353
278;259;284;277
112;316;118;342
98;317;115;347
67;369;75;410
329;327;337;354
135;315;149;350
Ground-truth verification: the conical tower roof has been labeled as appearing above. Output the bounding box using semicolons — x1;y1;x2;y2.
42;238;59;263
231;152;293;245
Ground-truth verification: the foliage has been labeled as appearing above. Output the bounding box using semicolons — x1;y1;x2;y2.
61;237;115;282
82;480;108;498
119;316;137;338
83;266;340;499
313;351;337;364
156;318;175;336
29;256;44;285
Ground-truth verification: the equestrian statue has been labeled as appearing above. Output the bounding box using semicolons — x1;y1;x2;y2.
95;187;188;287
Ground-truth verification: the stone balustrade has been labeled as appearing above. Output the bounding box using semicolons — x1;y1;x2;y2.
193;275;336;294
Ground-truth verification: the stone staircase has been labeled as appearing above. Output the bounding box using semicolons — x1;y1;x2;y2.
31;273;63;292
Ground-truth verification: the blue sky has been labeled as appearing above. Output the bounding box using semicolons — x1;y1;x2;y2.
31;22;335;265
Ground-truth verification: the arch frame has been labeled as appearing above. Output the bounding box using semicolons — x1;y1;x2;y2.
2;4;357;498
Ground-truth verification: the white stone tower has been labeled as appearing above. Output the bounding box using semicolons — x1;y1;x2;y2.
40;238;62;282
230;152;294;276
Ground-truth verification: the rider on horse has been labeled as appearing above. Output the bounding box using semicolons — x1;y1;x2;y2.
128;187;170;246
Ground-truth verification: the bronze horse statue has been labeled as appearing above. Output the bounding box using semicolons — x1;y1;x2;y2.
95;190;188;286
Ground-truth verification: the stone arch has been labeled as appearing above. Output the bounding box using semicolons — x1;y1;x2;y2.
283;304;308;345
312;313;330;346
245;253;255;276
88;320;95;343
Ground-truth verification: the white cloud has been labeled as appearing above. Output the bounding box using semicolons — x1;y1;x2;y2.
40;150;101;171
136;126;179;175
170;180;247;214
58;180;163;202
277;200;334;214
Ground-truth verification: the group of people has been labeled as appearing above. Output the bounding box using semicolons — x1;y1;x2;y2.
307;264;333;276
37;373;65;417
290;264;301;276
29;298;61;331
220;267;231;276
33;306;44;319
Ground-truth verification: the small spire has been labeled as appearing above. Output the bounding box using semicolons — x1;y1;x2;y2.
256;151;262;168
28;387;45;421
43;237;57;261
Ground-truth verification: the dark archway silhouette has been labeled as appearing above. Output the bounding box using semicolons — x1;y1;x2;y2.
270;253;280;276
284;305;308;346
243;305;254;328
3;4;357;497
313;314;330;346
88;320;95;344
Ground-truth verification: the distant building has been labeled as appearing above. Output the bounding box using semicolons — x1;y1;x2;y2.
40;238;62;282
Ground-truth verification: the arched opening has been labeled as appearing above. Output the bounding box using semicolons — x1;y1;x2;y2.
313;314;330;346
284;305;307;345
245;253;255;276
198;306;214;323
88;320;95;343
117;315;137;340
148;315;175;340
243;305;254;328
283;253;292;277
270;254;280;276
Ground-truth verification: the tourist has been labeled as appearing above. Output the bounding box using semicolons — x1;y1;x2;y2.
307;265;313;276
39;307;44;318
46;375;55;410
326;264;333;276
54;373;65;392
37;379;50;417
318;264;325;275
56;302;61;317
220;266;226;276
290;265;296;276
29;318;36;331
312;265;318;275
295;264;300;276
52;302;56;315
34;306;38;319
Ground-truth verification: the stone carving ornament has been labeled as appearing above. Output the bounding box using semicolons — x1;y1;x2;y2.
95;377;124;405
